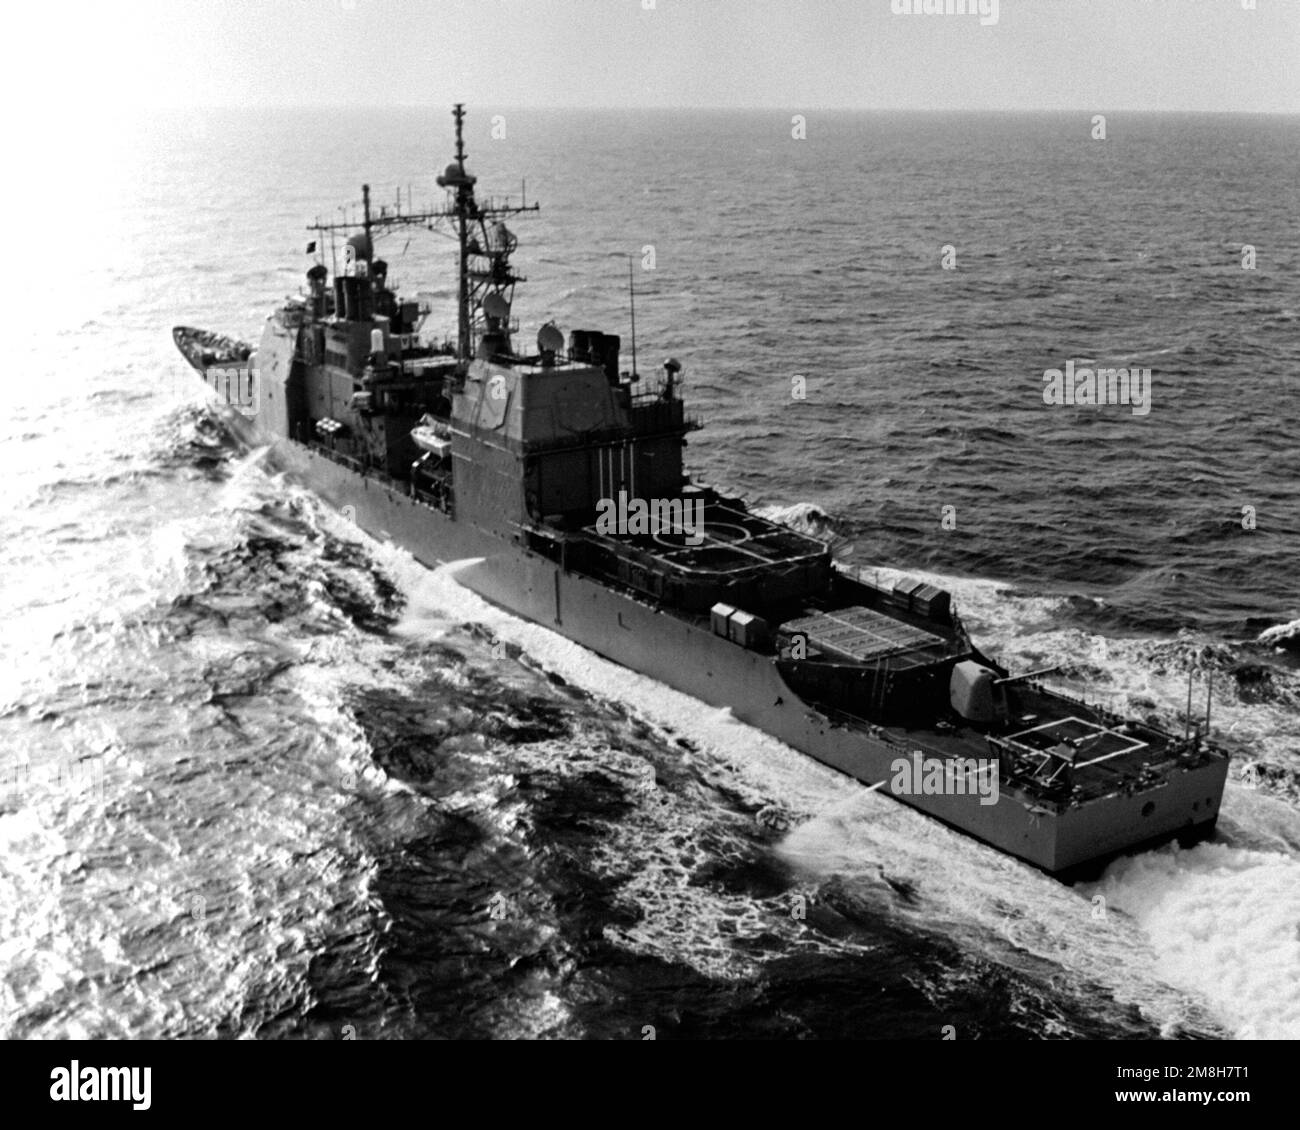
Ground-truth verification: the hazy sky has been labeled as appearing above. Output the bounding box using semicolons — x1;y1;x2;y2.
28;0;1300;113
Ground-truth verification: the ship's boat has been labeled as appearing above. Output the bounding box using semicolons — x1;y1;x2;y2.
172;326;253;373
173;326;257;414
172;106;1231;879
410;414;452;456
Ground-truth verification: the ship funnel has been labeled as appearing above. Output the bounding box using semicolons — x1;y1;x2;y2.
335;276;370;321
568;329;621;384
307;263;328;317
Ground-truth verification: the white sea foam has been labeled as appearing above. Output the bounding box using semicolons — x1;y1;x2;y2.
774;784;1227;1034
375;549;882;978
753;501;835;538
1085;843;1300;1039
1259;618;1300;648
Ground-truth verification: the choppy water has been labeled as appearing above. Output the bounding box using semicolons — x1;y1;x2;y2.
3;109;1298;1039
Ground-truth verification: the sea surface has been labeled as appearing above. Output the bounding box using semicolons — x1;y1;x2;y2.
3;108;1299;1039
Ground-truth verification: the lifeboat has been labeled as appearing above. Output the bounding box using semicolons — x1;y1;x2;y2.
410;414;452;456
171;326;254;374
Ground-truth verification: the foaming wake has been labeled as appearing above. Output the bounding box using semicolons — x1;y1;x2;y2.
776;790;1224;1037
1085;843;1300;1039
342;539;891;981
754;501;838;541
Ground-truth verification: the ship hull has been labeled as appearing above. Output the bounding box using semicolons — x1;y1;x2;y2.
233;419;1225;878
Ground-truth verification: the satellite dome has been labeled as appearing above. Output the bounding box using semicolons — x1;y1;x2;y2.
436;162;477;188
346;232;373;262
537;322;565;355
482;292;510;321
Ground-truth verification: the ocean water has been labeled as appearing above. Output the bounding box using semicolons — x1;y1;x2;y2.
3;108;1298;1039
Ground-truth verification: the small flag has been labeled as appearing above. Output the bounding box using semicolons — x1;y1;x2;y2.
306;241;317;254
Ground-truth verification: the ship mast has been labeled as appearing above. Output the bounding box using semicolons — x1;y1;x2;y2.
305;104;539;365
628;254;638;379
451;105;471;360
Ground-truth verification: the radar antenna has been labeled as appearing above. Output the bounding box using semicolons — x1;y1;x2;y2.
305;103;540;364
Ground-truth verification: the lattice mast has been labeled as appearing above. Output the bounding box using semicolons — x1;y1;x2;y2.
306;103;539;362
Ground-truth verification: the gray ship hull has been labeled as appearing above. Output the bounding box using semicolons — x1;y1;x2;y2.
235;416;1225;878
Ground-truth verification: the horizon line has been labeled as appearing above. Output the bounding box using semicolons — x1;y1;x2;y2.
114;104;1300;116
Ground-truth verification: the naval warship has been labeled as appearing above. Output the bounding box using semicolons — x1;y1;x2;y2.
174;105;1229;878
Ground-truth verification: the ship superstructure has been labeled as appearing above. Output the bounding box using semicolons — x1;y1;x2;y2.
175;105;1230;877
